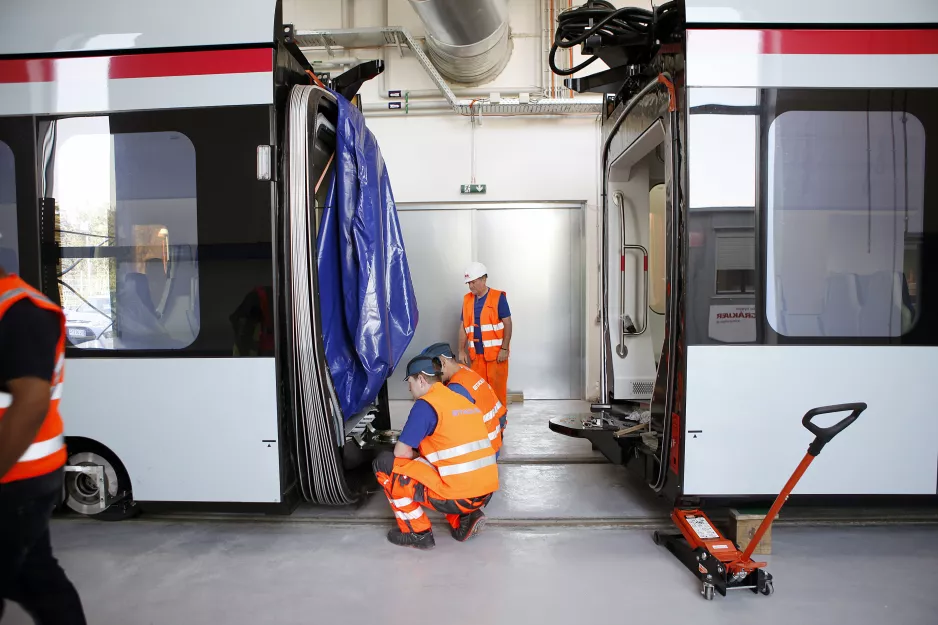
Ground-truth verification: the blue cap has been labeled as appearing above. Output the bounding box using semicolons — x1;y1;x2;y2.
420;342;455;360
403;355;437;381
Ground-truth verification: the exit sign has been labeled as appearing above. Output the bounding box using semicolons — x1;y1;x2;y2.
460;184;487;194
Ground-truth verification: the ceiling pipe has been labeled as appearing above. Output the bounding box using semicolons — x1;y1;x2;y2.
383;86;541;99
305;56;364;68
367;108;599;118
364;100;453;112
407;0;512;85
363;100;601;117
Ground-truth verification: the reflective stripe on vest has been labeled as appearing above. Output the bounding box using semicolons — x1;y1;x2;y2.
424;438;491;463
482;401;504;423
438;454;496;477
18;435;66;462
0;286;55;309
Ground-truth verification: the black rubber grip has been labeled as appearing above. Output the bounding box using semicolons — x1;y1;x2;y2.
802;403;867;456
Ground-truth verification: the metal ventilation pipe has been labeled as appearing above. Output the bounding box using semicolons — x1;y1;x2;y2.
407;0;512;85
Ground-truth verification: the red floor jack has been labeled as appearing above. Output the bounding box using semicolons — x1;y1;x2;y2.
653;403;867;600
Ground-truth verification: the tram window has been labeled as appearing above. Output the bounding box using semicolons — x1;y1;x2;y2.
50;117;200;350
0;141;17;274
715;231;755;295
766;110;926;338
649;183;666;314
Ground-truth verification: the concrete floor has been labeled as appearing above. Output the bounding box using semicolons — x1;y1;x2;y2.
5;522;938;625
6;400;937;623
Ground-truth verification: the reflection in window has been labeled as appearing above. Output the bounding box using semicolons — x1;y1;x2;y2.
648;184;666;314
51;117;200;349
688;88;758;210
0;141;17;274
715;231;755;294
766;110;925;337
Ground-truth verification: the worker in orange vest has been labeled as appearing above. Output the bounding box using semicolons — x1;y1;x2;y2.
457;262;512;410
373;354;499;550
0;261;87;623
421;342;507;457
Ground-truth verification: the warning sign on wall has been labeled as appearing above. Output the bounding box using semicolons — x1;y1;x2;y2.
708;304;756;343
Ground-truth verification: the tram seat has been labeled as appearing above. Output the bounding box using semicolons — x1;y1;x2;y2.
776;276;821;336
818;273;861;337
114;272;164;348
857;271;904;337
159;245;199;343
145;257;167;309
125;272;159;316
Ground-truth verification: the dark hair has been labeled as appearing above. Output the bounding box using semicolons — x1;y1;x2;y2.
417;371;443;384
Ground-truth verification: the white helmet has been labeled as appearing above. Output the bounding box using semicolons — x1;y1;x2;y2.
464;261;487;283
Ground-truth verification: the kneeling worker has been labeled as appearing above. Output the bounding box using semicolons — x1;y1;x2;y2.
373;354;498;550
421;342;507;456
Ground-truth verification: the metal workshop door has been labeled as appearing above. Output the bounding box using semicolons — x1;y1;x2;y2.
391;202;584;400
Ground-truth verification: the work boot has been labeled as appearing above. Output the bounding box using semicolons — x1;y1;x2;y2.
451;509;487;542
387;528;435;550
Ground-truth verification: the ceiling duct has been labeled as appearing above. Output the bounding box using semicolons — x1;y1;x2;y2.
407;0;512;85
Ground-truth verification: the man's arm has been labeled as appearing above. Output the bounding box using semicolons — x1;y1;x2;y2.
498;316;512;363
393;441;416;459
0;378;52;477
396;400;437;459
457;319;469;364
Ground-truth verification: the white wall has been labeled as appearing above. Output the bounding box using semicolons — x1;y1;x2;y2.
283;0;644;399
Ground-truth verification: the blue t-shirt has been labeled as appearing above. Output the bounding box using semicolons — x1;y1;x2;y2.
461;290;511;354
448;383;474;404
399;399;437;448
398;385;476;448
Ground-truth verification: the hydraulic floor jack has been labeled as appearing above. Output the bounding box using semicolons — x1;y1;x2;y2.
653;403;868;600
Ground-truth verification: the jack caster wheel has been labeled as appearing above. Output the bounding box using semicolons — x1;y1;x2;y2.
760;580;774;596
652;531;660;545
702;583;715;601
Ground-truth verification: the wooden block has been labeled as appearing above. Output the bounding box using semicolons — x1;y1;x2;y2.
728;508;773;555
507;391;524;404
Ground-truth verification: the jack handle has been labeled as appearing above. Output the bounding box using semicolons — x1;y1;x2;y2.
736;402;867;566
802;402;867;457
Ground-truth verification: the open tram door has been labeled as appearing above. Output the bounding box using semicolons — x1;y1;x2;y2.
276;44;410;507
550;71;687;501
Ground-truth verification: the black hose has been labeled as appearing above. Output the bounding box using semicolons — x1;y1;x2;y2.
549;1;682;77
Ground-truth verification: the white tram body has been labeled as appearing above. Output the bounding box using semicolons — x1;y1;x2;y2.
569;0;938;501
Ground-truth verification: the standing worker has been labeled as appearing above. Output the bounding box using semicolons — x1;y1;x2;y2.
458;262;512;411
373;354;498;550
0;261;87;624
421;342;507;456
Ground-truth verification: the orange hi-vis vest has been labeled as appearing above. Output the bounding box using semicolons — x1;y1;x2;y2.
396;383;499;499
449;365;507;453
462;288;505;362
0;275;68;484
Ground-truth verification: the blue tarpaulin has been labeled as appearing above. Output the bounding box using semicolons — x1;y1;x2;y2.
317;90;418;420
